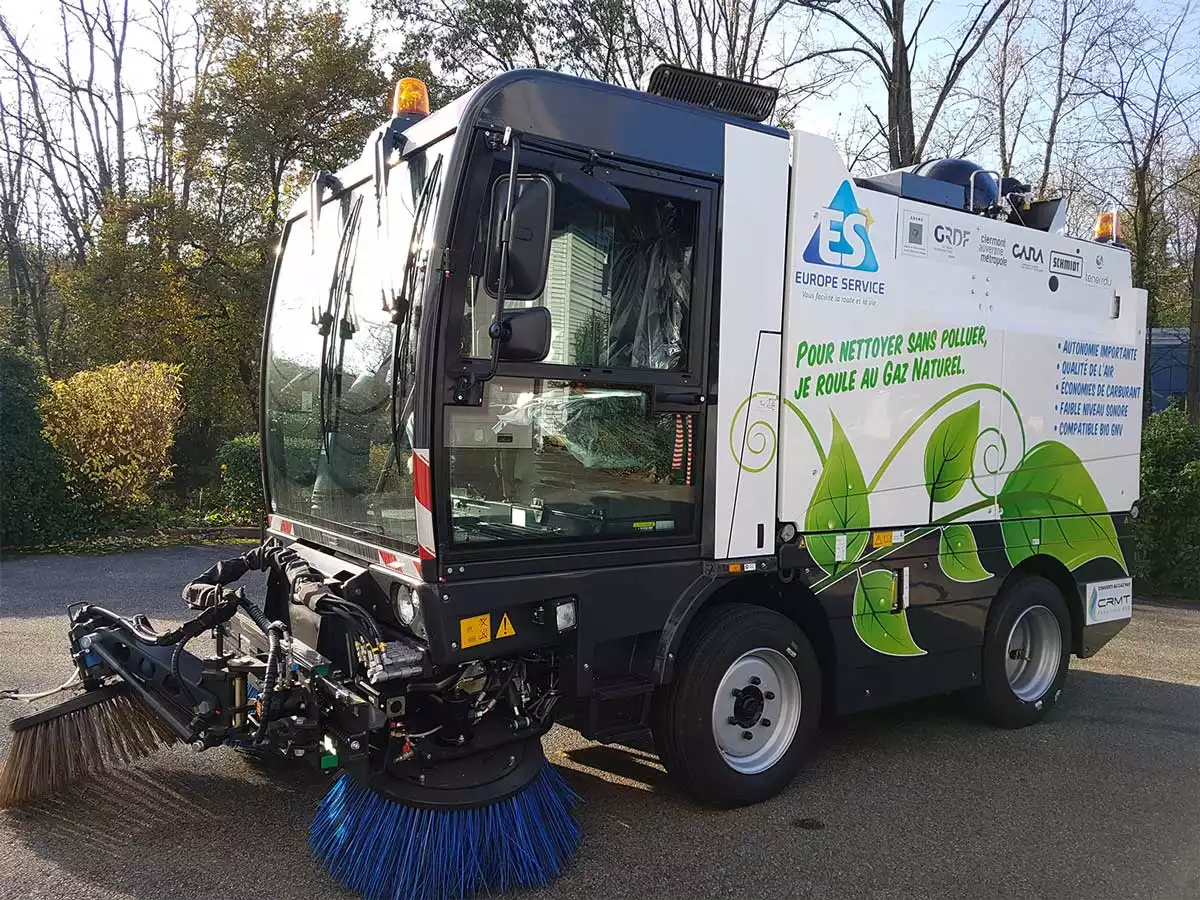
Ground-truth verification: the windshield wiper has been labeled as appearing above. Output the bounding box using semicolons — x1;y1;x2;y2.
317;194;364;460
379;155;444;492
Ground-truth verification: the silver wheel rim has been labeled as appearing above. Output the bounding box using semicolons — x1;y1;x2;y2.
1004;605;1062;702
711;647;802;775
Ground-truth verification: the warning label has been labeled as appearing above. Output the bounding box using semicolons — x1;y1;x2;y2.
495;613;516;639
459;614;492;649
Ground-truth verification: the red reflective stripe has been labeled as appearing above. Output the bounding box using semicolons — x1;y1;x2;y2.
686;416;694;486
418;544;435;561
413;453;432;509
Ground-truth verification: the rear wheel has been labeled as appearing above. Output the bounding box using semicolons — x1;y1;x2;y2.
979;575;1071;728
653;604;821;807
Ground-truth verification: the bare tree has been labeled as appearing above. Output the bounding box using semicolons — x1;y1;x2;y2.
801;0;1013;168
1081;5;1200;417
380;0;845;122
969;0;1037;177
0;80;68;374
0;15;94;263
1031;0;1129;197
1188;200;1200;422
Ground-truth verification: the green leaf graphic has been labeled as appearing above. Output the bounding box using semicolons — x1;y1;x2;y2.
998;441;1127;572
938;524;993;583
924;401;980;504
804;415;870;576
852;569;926;657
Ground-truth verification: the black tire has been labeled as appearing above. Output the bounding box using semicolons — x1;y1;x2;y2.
652;603;821;807
979;575;1071;728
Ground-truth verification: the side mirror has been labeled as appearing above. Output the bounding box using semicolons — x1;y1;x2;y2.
497;306;552;362
485;174;553;301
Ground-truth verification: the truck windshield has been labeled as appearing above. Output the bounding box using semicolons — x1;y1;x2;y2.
262;135;453;547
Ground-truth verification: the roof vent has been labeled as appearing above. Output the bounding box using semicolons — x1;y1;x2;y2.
646;64;778;123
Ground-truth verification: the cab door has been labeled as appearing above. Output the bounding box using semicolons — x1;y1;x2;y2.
436;138;717;564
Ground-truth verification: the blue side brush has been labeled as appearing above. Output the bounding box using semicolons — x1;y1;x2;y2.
309;760;580;900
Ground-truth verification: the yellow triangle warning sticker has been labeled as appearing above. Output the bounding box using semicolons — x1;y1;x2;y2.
495;613;516;639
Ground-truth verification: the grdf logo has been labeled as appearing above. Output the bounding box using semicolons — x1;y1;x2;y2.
803;180;879;272
934;224;971;247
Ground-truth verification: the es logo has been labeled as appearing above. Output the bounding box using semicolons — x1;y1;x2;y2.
1012;242;1044;264
803;180;879;272
934;224;970;247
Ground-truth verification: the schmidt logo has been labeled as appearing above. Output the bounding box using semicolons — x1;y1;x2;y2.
803;180;879;272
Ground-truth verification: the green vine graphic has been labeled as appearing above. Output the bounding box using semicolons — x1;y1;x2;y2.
853;569;926;656
924;400;979;512
938;524;992;583
803;415;869;578
730;385;1128;657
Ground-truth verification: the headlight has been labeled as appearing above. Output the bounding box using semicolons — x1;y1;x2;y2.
393;585;427;639
555;599;577;632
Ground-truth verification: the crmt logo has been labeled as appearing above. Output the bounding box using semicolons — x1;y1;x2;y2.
1090;588;1131;614
1087;579;1133;624
803;180;879;272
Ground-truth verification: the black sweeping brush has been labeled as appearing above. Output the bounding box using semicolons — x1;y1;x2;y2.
0;682;177;808
309;739;580;900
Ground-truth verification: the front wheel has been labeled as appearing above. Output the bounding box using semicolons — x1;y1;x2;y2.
652;604;821;807
979;575;1071;728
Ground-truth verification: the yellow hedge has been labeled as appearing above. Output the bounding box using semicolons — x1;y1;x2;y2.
40;361;184;508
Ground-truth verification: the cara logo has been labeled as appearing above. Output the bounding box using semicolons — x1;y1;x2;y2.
1012;242;1044;264
803;180;879;272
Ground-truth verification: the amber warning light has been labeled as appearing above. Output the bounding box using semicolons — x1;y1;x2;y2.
393;78;430;117
1093;209;1120;245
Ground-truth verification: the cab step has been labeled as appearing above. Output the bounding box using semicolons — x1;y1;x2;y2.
586;675;654;744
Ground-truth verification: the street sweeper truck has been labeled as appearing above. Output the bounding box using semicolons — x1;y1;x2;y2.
1;65;1144;900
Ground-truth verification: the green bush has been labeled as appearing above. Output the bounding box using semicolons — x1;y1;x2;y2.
216;433;264;523
40;361;184;509
0;347;75;546
1133;404;1200;595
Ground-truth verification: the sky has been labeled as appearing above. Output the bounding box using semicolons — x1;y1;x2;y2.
0;0;943;160
3;0;1197;187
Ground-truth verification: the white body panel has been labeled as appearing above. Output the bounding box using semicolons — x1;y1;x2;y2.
756;129;1144;581
713;124;790;559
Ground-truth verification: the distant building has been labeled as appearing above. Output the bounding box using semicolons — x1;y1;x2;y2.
1149;328;1190;412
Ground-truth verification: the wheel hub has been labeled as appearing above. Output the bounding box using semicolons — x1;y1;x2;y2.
732;686;765;727
1004;604;1062;703
711;648;802;775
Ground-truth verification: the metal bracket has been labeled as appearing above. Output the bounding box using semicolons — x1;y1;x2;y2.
308;171;340;254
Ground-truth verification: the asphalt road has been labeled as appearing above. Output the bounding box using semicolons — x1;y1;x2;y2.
1;546;1197;900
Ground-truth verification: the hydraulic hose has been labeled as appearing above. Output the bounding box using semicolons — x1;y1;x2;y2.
255;625;284;742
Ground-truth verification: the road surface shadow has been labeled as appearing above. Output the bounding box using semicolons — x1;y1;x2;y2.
2;671;1197;900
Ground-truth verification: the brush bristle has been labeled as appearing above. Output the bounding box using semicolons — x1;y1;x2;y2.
0;691;177;808
309;763;580;900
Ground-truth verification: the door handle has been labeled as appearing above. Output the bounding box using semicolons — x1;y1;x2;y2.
891;566;910;614
654;391;705;405
650;391;706;414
